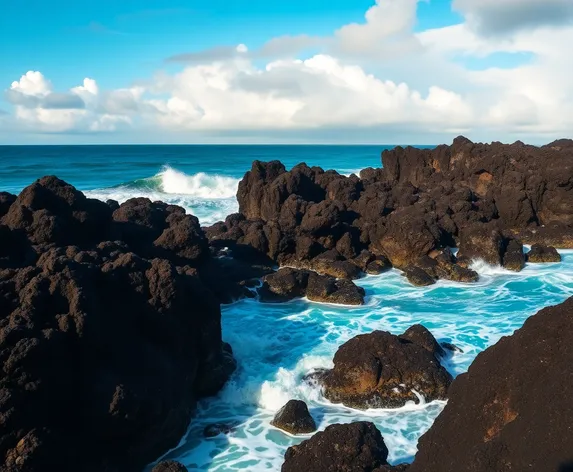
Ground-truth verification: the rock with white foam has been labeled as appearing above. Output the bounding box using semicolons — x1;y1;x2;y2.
271;400;317;435
319;326;452;409
282;422;408;472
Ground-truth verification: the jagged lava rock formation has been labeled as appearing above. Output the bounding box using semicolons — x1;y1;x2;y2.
282;422;408;472
206;137;572;287
0;177;236;472
408;297;573;472
316;325;452;409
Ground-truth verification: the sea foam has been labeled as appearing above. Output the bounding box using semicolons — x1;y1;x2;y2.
151;251;573;471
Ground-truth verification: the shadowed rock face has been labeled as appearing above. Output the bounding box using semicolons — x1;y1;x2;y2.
0;177;235;472
282;422;408;472
317;326;452;409
408;297;573;472
207;137;573;286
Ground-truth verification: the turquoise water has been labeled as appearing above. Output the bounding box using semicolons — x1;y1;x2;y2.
155;255;573;470
0;145;388;225
1;145;572;471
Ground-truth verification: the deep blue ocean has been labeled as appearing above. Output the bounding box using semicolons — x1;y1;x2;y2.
1;145;572;471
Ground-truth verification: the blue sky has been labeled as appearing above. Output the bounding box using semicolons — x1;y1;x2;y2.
1;0;572;144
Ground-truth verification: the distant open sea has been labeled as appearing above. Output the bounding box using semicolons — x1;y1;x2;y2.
2;145;572;471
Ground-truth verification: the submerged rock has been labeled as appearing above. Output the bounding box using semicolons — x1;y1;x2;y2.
282;422;408;472
319;327;452;409
271;400;317;435
203;423;236;438
409;297;573;472
527;244;561;263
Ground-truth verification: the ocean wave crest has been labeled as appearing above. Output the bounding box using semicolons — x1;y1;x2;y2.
84;166;240;225
120;165;240;199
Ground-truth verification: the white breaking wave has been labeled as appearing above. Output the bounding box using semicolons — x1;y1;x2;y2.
85;166;241;225
158;166;239;199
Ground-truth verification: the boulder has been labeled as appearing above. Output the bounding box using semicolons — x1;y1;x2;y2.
502;239;525;272
527;244;561;263
271;400;317;435
405;266;435;287
410;297;573;472
259;268;310;302
320;328;452;409
282;422;407;472
306;272;365;305
259;268;365;305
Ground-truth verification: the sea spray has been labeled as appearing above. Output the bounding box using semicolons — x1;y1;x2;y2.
85;165;240;225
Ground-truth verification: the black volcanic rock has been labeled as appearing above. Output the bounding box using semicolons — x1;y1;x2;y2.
527;244;561;263
502;239;525;272
211;137;573;287
259;267;365;305
282;422;408;472
319;328;451;409
0;177;235;472
405;266;435;287
271;400;317;435
409;297;573;472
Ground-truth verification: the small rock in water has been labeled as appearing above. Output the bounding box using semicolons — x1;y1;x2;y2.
271;400;317;435
527;244;561;263
203;423;236;438
151;461;188;472
405;266;436;286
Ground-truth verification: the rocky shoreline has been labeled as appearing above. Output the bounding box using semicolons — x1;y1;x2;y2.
0;136;572;471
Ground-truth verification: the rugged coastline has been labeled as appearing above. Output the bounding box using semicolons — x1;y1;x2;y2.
0;136;572;471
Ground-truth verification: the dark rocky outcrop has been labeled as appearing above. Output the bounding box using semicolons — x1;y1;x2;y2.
317;326;452;409
0;177;236;472
207;137;572;287
409;297;573;472
271;400;317;435
282;422;408;472
527;244;562;263
259;267;365;305
405;266;435;286
151;461;188;472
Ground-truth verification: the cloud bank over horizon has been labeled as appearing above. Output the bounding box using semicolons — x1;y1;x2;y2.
2;0;572;144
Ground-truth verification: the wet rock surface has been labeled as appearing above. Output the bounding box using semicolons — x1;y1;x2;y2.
317;326;452;409
408;297;573;472
0;177;236;472
527;244;562;263
271;400;317;435
282;422;408;472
